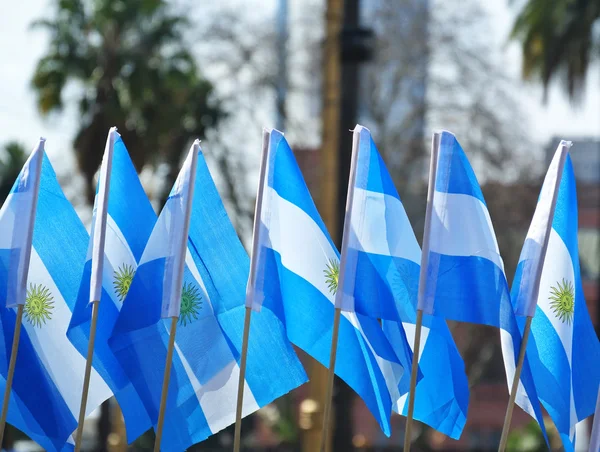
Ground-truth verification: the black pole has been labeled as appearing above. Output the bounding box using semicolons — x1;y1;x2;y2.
333;1;362;451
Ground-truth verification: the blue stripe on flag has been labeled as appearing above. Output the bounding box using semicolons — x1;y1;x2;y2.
269;137;337;253
425;253;511;327
436;132;486;205
354;135;401;202
32;155;88;310
106;137;156;260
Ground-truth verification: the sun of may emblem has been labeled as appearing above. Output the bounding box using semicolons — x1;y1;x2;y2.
179;282;202;326
114;264;135;302
549;278;575;325
324;258;340;295
24;283;54;327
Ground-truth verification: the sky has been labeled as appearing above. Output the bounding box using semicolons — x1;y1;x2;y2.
0;0;598;178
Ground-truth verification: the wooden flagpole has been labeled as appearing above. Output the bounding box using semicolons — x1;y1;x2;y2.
0;305;24;445
404;132;441;452
74;300;100;451
319;307;342;452
403;309;423;451
74;128;115;452
233;129;271;452
498;316;532;451
498;141;570;451
233;306;252;452
320;126;362;452
154;316;178;452
153;139;199;452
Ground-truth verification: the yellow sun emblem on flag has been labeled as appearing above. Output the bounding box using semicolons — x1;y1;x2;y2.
113;264;135;302
24;283;54;327
179;282;202;326
324;258;340;295
549;278;575;325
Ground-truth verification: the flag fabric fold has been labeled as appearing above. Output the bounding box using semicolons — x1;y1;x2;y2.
335;125;468;438
109;142;307;451
510;148;600;451
67;131;156;443
1;150;112;451
247;129;407;436
417;131;548;441
2;139;44;309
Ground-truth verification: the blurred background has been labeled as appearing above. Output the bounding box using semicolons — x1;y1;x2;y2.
0;0;598;450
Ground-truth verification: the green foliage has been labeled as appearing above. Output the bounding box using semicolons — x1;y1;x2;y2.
31;0;224;204
0;142;27;202
512;0;600;102
507;418;562;451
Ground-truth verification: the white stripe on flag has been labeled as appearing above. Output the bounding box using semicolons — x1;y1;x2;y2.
500;328;538;422
24;248;112;416
173;342;260;434
536;228;577;430
185;250;213;314
395;322;430;412
264;186;338;301
265;186;403;398
351;188;421;264
429;192;504;270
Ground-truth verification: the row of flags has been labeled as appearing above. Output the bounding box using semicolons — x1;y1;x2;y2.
0;125;597;451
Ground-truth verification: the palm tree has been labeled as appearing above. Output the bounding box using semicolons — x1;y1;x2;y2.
512;0;600;102
31;0;223;205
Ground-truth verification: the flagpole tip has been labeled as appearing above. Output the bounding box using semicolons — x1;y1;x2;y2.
560;140;573;149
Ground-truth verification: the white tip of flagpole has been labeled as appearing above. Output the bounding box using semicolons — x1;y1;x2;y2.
560;140;573;149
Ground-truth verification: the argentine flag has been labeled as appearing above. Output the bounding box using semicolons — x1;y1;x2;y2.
510;146;600;451
247;129;407;436
335;125;468;438
110;142;306;451
418;131;548;440
67;130;155;442
0;146;112;450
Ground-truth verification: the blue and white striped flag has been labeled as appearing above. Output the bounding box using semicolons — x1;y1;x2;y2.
418;131;548;440
335;125;469;438
67;130;155;443
510;145;600;451
110;141;306;451
246;129;405;436
0;147;112;451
